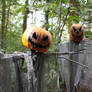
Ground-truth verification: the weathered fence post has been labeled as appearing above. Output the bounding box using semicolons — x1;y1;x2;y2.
26;51;37;92
13;56;24;92
59;40;86;92
59;42;70;92
69;40;80;92
0;52;11;92
36;53;45;92
25;51;45;92
0;51;46;92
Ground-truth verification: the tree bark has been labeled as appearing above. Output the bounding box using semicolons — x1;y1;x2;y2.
44;0;49;30
5;0;11;32
22;0;29;33
1;0;6;48
55;0;62;40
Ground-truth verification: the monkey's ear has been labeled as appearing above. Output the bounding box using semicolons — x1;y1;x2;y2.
72;26;76;32
79;26;82;31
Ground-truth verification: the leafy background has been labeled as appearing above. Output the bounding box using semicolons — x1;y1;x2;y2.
0;0;92;53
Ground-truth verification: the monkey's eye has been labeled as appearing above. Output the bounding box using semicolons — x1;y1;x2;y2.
73;26;76;32
79;26;82;31
42;36;48;41
33;32;37;39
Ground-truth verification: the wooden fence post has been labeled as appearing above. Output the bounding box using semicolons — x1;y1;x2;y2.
69;40;80;92
0;52;11;92
25;51;45;92
59;40;86;92
13;56;24;92
26;51;37;92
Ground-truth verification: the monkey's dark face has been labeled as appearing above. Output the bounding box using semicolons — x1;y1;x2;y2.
71;24;84;36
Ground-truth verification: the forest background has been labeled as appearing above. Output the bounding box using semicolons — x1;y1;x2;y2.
0;0;92;53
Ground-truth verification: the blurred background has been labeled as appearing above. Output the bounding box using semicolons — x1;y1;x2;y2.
0;0;92;53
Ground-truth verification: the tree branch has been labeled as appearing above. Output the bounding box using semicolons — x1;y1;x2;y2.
58;56;91;70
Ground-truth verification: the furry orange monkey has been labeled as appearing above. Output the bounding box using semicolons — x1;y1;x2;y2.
70;24;84;43
22;26;52;53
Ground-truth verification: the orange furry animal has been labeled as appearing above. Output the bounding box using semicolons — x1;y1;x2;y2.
22;26;52;53
70;24;84;43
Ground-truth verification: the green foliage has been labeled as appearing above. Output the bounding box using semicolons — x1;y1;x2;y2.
4;30;28;53
62;0;69;3
67;15;80;24
85;31;92;38
0;0;92;53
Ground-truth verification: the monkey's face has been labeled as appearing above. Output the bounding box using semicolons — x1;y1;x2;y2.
70;24;84;36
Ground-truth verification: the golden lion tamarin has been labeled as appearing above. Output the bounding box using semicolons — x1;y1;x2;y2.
70;24;84;43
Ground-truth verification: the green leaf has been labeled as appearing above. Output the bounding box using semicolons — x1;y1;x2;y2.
62;0;69;3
